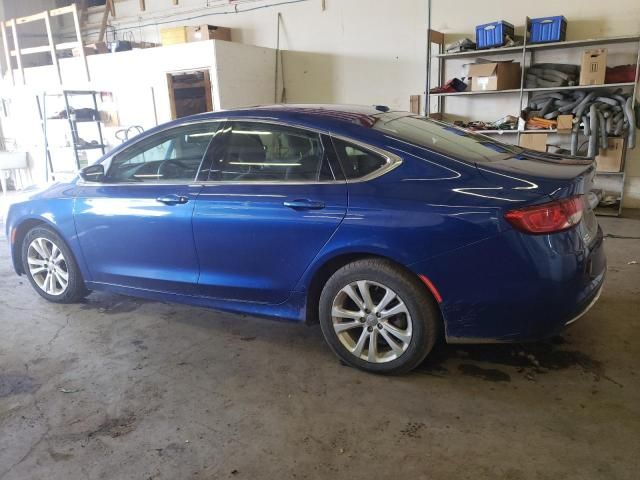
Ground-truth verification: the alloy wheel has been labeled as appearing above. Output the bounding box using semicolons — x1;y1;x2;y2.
331;280;413;363
27;237;69;296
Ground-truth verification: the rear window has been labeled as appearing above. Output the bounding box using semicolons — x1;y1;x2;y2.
372;113;523;163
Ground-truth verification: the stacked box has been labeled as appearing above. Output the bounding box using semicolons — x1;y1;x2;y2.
475;21;515;49
529;16;567;44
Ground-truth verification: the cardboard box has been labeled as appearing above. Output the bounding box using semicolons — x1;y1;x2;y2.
131;41;158;49
161;25;231;45
72;46;96;57
188;25;231;42
99;110;120;128
556;114;574;132
596;137;624;172
469;61;521;91
519;133;548;152
161;27;189;45
86;42;109;54
580;48;607;86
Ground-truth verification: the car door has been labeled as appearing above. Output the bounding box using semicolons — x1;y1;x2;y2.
192;120;348;304
73;121;223;294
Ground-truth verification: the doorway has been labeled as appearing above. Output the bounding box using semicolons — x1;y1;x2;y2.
167;70;214;120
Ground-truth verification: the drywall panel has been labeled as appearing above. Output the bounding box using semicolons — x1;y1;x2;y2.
213;40;276;109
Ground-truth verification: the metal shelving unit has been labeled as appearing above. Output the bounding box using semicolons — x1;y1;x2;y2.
38;90;106;180
425;18;640;217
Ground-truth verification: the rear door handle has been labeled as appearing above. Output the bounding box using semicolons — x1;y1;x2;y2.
283;199;325;210
156;194;189;205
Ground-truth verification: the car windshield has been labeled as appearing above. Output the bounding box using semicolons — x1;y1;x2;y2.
372;113;523;163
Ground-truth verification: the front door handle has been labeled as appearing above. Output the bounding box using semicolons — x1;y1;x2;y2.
156;194;188;205
283;199;326;210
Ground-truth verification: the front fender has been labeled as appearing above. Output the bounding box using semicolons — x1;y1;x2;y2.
5;183;89;280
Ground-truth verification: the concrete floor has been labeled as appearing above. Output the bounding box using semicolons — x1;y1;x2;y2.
0;213;639;480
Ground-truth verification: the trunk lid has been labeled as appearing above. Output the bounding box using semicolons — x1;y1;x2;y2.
478;150;599;244
476;150;595;200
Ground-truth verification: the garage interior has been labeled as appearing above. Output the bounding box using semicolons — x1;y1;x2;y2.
0;1;639;479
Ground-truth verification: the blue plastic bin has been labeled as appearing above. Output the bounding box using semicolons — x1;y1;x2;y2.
529;16;567;43
475;20;515;49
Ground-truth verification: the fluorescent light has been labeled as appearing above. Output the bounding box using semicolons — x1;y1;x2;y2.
188;132;217;138
229;162;300;167
234;130;272;135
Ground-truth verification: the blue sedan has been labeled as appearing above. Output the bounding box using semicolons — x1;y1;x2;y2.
5;105;605;374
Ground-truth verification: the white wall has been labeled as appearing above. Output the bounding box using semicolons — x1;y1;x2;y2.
76;0;429;111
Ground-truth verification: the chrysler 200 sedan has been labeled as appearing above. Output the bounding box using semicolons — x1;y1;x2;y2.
5;105;605;374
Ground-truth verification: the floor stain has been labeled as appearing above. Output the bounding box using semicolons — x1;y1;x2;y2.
416;337;604;382
400;422;425;439
48;449;74;462
458;364;511;382
0;374;38;397
80;295;151;315
132;340;148;351
88;414;137;439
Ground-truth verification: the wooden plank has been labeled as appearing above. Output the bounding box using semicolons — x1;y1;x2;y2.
108;0;116;17
0;22;14;85
70;3;90;82
203;70;213;112
410;95;421;114
78;0;88;28
15;12;47;25
10;46;51;56
49;5;76;17
167;74;177;120
140;0;146;12
56;42;81;50
98;2;111;42
44;11;62;84
9;20;24;84
428;29;445;46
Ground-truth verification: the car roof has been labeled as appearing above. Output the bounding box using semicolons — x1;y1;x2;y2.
183;104;409;133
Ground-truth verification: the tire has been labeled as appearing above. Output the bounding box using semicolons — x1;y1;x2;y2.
21;225;89;303
319;258;440;374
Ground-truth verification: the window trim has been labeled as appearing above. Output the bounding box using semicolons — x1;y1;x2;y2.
76;118;402;187
330;136;400;183
104;122;223;185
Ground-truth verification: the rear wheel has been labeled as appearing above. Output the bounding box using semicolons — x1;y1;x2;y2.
22;226;89;303
319;258;439;374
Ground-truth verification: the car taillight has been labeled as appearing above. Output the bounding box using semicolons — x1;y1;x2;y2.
505;196;584;234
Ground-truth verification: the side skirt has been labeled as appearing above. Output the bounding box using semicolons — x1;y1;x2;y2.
84;281;308;323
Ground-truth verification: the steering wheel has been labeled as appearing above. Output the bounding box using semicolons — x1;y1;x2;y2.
157;159;188;179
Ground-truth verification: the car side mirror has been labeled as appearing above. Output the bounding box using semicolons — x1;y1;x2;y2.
79;164;105;182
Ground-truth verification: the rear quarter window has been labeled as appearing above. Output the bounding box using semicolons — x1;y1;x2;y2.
332;138;388;180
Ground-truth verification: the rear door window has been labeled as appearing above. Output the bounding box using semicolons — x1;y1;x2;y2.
211;122;334;182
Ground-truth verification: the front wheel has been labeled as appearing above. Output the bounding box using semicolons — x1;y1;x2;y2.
21;225;89;303
319;258;440;374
